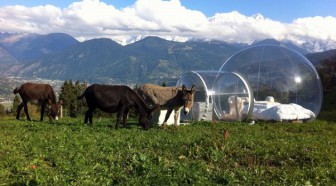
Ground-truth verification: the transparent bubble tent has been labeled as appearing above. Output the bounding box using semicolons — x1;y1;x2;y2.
177;45;323;122
176;71;218;121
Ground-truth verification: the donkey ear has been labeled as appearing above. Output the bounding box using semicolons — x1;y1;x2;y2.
149;104;160;115
191;84;196;93
182;84;187;93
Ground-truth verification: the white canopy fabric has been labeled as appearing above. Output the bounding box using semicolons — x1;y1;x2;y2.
242;97;315;121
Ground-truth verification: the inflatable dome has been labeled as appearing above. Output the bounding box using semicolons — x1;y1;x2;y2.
176;71;218;121
176;71;255;122
212;71;254;121
217;45;323;121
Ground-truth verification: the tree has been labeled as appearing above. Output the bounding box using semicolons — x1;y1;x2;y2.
12;95;22;117
0;104;5;116
59;80;87;117
316;56;336;90
59;80;75;117
75;80;87;116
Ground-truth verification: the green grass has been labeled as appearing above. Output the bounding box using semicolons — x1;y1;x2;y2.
0;116;336;185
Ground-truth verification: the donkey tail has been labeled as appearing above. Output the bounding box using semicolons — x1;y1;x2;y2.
77;92;86;100
13;87;20;94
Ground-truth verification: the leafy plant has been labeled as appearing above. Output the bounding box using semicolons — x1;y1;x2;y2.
0;117;335;185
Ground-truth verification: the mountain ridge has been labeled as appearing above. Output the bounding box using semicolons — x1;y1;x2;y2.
0;32;335;85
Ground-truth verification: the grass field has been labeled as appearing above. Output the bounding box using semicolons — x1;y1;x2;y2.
1;114;336;185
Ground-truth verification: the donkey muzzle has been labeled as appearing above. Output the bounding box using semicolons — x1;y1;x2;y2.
184;108;190;115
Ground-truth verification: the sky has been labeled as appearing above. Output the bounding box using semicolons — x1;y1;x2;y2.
0;0;336;46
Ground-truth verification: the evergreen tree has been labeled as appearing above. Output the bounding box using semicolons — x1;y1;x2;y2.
0;104;5;116
317;57;336;90
12;95;22;117
68;80;78;117
59;80;87;117
59;80;71;117
75;80;87;116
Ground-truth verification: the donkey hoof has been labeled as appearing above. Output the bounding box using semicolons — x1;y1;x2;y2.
160;124;168;129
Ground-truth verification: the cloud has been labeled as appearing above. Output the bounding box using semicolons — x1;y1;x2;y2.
0;0;335;46
205;11;288;43
290;16;336;41
0;4;63;33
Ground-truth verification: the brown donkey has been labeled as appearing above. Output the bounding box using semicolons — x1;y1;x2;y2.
77;84;159;130
137;84;196;127
13;82;63;121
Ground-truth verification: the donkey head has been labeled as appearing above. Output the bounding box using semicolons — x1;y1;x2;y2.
182;84;196;115
49;99;63;121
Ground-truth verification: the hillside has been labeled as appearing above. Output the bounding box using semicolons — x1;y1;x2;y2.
0;33;79;62
0;46;18;65
0;32;335;85
305;49;336;66
1;35;244;84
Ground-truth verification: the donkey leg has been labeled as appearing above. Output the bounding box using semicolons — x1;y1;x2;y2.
88;110;94;124
84;108;95;124
88;106;96;124
115;112;121;130
40;103;46;122
173;108;181;127
123;109;129;128
115;109;123;130
84;110;89;123
16;102;24;120
162;109;173;127
88;111;93;124
23;103;31;121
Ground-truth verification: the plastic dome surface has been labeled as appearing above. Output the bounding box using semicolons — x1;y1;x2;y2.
212;71;254;121
176;71;218;121
219;45;323;118
176;71;218;102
